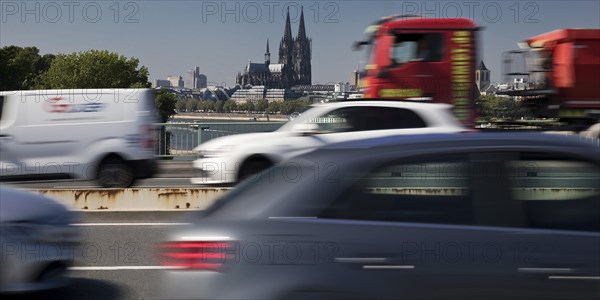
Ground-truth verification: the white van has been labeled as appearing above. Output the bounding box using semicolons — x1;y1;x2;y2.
0;89;158;187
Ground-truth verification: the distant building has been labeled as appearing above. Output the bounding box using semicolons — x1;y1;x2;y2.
197;74;207;89
236;7;311;89
186;67;208;89
167;75;184;88
154;79;171;88
475;60;491;92
351;70;360;86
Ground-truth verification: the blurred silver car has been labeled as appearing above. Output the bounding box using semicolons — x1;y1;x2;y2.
0;186;80;294
160;133;600;300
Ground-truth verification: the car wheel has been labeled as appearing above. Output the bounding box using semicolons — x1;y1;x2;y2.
97;157;134;188
238;157;272;182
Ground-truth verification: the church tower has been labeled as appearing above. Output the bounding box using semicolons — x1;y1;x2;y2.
293;7;312;85
278;8;295;88
265;39;271;67
476;60;491;92
279;8;294;66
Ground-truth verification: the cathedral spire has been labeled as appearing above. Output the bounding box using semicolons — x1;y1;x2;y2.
297;6;306;38
265;39;271;66
266;38;270;54
283;7;293;42
279;5;295;81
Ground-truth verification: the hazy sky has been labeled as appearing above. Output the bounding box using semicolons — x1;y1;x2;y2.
2;0;599;86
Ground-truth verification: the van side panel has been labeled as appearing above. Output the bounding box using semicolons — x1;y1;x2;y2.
0;89;157;182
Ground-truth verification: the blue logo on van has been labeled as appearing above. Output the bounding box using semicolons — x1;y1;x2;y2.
43;98;107;113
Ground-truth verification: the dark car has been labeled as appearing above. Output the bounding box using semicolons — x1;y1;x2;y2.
159;133;600;300
0;185;81;294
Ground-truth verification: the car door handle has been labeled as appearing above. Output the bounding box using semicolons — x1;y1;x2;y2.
335;257;415;270
413;74;432;78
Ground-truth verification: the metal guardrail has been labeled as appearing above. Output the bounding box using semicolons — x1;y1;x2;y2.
154;121;599;158
155;121;286;157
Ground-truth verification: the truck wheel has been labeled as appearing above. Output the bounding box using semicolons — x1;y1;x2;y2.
238;157;272;182
97;157;134;188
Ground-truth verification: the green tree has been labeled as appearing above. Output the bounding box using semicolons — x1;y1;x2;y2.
175;99;187;112
293;99;311;112
36;50;150;89
186;99;199;112
155;90;177;157
255;99;268;112
155;90;177;123
239;101;255;112
0;46;53;90
267;101;280;114
223;99;237;112
214;100;225;113
279;101;295;115
197;100;212;112
478;95;532;120
245;101;255;112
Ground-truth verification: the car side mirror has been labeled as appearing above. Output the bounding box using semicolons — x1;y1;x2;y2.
352;41;367;51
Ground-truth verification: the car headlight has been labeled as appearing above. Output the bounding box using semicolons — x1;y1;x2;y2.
199;145;235;158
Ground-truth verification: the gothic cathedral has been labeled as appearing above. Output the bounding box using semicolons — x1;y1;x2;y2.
236;7;311;89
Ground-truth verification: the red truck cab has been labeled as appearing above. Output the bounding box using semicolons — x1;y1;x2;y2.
356;15;479;126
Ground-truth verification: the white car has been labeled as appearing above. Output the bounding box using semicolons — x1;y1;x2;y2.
191;101;467;184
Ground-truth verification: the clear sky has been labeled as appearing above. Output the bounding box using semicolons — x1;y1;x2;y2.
2;0;599;86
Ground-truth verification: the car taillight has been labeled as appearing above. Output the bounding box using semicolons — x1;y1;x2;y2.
158;241;233;271
141;125;155;148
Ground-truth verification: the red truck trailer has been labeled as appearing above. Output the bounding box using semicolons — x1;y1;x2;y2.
501;29;600;126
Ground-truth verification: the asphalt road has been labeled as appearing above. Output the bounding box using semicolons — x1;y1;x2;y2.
10;212;198;300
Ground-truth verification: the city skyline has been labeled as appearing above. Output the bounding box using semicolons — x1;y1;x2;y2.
2;1;599;86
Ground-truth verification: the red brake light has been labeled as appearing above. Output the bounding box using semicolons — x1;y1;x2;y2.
140;125;155;148
158;241;233;271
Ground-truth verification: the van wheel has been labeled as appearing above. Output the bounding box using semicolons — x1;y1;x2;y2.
238;157;272;182
97;157;134;188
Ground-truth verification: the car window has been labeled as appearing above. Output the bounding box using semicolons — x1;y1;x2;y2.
508;153;600;232
392;33;444;63
319;154;476;225
303;106;427;134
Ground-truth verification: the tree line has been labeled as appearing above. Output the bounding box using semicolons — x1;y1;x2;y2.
0;46;150;91
176;98;311;114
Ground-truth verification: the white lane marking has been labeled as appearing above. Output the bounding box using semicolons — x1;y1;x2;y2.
363;265;415;270
72;223;191;226
69;266;184;271
548;276;600;280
